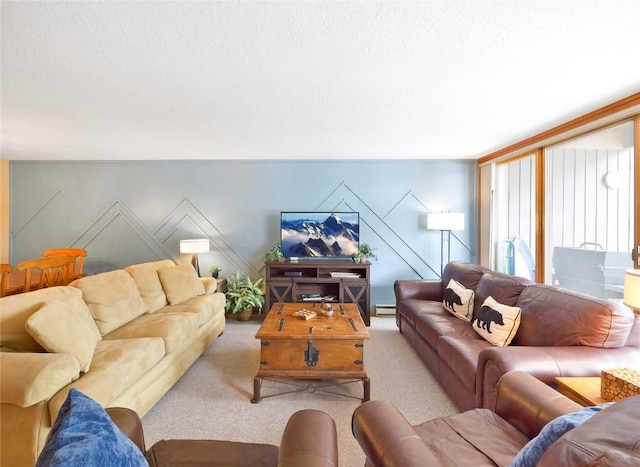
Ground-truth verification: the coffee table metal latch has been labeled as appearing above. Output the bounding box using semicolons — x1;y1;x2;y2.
304;339;319;366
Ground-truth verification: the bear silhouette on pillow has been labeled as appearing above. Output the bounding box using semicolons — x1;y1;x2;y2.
474;305;504;333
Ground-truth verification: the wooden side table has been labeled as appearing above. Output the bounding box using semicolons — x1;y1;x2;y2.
555;377;608;407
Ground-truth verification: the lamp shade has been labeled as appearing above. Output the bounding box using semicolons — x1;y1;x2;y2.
623;270;640;311
179;239;210;254
426;213;465;231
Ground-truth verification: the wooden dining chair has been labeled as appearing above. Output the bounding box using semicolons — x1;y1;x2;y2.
16;256;75;292
0;264;13;297
43;248;87;281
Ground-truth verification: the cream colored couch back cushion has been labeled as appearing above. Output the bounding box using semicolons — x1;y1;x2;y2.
0;287;94;352
71;270;148;335
124;260;174;313
158;264;206;305
25;301;101;372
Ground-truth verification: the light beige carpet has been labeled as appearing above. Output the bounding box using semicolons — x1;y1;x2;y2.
141;316;458;466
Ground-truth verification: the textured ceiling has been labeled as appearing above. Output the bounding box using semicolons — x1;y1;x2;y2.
1;1;639;161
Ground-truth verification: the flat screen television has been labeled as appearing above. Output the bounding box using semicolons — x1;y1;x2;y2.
280;212;359;259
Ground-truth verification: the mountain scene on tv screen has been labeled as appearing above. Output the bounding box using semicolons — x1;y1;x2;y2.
281;213;359;257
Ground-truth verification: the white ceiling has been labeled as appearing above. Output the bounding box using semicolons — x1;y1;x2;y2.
1;1;639;161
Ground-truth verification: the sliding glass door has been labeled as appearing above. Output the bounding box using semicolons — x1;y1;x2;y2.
545;121;635;299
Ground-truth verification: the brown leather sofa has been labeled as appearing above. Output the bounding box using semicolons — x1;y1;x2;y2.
352;370;640;466
395;261;640;411
108;407;338;467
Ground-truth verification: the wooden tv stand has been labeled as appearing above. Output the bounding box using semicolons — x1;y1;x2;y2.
265;259;371;325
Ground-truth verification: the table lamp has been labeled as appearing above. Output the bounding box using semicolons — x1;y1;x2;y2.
426;212;465;275
179;239;210;276
623;269;640;315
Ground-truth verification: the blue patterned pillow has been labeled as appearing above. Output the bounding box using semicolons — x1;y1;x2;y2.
36;388;148;467
510;402;613;467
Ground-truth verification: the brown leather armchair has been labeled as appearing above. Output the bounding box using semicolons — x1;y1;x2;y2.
108;407;338;467
352;371;640;466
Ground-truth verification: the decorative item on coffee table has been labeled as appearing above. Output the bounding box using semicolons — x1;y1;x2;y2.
209;265;221;278
224;271;265;321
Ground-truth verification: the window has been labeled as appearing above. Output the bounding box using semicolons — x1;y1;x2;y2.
493;154;537;281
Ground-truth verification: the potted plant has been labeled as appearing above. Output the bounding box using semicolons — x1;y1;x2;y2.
264;244;285;263
354;243;377;263
224;271;265;321
209;265;221;278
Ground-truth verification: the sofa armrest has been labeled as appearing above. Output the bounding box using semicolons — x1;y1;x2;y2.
352;400;439;467
279;409;338;467
477;346;640;410
394;280;443;302
494;371;581;439
0;352;80;407
106;407;146;453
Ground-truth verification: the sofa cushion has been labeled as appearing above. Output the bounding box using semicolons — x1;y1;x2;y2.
0;352;80;407
36;388;147;467
472;297;521;347
202;276;218;294
71;270;149;335
443;279;474;321
439;337;490;391
441;261;487;296
48;337;165;422
104;311;201;354
514;284;635;348
0;287;91;352
414;310;479;349
25;302;101;372
512;403;612;467
473;271;529;319
157;264;205;306
538;395;640;466
399;299;445;327
124;260;174;313
159;292;226;327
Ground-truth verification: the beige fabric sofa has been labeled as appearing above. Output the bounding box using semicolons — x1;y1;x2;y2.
0;260;226;467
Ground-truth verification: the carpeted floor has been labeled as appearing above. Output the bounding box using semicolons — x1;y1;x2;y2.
141;316;458;466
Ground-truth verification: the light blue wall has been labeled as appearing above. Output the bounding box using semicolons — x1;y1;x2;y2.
10;159;477;309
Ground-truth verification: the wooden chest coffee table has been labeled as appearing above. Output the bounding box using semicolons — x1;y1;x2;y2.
252;302;370;403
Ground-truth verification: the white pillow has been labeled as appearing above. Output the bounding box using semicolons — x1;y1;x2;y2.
472;296;521;346
443;279;474;321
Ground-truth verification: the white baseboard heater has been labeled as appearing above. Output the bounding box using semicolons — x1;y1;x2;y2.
375;304;396;316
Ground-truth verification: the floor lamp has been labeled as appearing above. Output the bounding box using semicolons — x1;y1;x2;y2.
179;239;210;277
623;269;640;316
426;213;465;275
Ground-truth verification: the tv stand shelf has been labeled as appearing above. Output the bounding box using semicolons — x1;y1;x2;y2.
265;259;371;325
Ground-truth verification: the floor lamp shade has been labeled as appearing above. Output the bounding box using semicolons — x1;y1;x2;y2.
426;213;465;231
179;239;210;276
623;270;640;314
179;239;210;254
